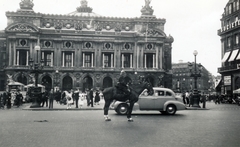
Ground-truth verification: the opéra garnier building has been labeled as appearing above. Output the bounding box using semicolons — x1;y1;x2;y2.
0;0;174;91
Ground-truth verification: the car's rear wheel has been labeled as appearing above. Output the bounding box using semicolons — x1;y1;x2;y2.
165;104;176;115
116;103;129;115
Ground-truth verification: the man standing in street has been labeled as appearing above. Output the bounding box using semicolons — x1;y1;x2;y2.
15;90;23;107
48;89;54;109
73;89;79;108
89;88;94;107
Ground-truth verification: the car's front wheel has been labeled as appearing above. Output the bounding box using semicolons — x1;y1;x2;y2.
115;103;129;115
165;104;176;115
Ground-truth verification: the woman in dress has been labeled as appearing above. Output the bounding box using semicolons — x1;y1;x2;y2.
94;90;100;105
66;90;73;109
78;91;84;108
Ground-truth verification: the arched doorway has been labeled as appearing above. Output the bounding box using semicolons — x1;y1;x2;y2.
83;76;93;92
42;75;52;91
62;76;73;91
17;74;27;85
103;77;113;89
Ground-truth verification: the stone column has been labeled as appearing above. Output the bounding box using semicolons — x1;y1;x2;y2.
83;53;85;67
72;52;74;67
62;52;65;67
16;51;19;65
91;53;94;67
160;46;163;69
102;53;105;68
13;41;16;66
111;53;113;68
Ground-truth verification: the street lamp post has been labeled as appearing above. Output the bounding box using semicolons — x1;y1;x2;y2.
29;45;44;108
189;50;202;108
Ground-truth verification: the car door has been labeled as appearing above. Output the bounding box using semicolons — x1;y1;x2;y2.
138;90;157;110
153;90;167;110
154;90;175;110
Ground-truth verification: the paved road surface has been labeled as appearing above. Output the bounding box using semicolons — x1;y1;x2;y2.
0;102;240;147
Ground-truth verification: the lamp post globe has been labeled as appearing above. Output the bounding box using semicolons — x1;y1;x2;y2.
193;50;198;56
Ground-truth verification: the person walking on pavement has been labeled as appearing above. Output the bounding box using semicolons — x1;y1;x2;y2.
185;91;189;106
49;89;54;109
55;90;61;104
2;91;8;109
182;92;186;105
73;89;79;108
15;90;23;107
66;90;73;109
94;90;100;105
86;89;90;106
42;91;49;107
6;90;11;109
0;93;3;109
79;91;84;108
89;88;94;107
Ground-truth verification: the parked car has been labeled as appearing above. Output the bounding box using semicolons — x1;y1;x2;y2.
113;87;186;115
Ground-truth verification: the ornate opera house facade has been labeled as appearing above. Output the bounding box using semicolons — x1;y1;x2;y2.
0;0;174;91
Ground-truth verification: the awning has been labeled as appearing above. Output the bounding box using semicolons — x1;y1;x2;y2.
25;84;45;88
215;79;222;89
236;50;240;60
233;88;240;94
8;82;24;86
221;51;231;62
228;50;239;62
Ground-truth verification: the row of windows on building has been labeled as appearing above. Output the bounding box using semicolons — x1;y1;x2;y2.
224;0;240;16
18;39;155;50
13;50;159;68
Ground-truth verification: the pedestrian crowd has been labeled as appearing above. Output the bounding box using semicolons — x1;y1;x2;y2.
209;94;239;105
181;90;208;107
0;88;103;110
0;89;23;109
180;90;240;107
41;88;102;109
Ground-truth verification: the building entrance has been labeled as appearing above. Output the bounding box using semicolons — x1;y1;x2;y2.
42;75;52;91
17;74;27;85
103;77;113;89
83;76;93;92
62;76;73;91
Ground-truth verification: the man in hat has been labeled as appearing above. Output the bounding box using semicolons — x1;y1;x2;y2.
115;70;131;101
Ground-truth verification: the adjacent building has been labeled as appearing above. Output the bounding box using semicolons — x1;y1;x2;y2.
172;61;211;94
0;0;174;91
218;0;240;95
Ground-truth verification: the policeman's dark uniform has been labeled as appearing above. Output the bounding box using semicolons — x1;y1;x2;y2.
115;72;130;101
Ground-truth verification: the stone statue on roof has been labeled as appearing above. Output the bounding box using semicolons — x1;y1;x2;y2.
145;0;151;8
141;0;154;16
81;0;88;7
19;0;34;10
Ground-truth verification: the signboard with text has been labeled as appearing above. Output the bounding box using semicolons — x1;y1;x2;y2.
224;76;231;86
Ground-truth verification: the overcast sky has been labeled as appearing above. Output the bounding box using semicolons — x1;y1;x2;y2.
0;0;229;76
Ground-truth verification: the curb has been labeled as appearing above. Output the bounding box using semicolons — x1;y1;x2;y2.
22;108;104;111
186;107;209;110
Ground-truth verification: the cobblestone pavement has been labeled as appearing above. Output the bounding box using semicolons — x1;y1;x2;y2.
2;100;240;111
1;102;240;147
